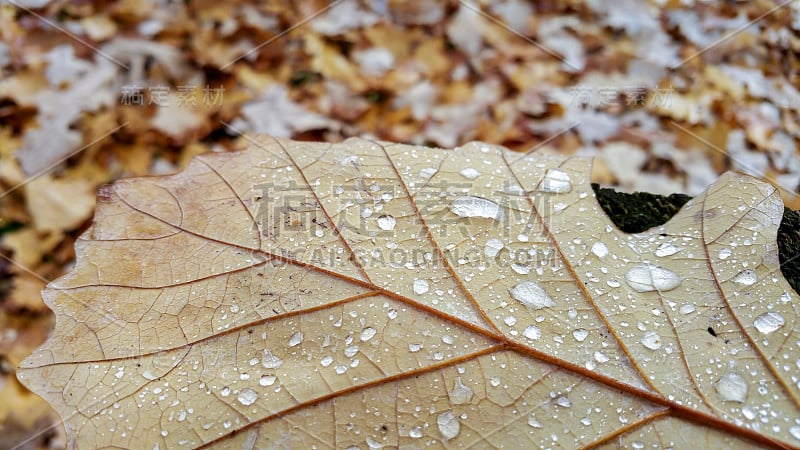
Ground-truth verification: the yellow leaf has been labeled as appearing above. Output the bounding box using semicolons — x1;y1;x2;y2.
18;137;800;448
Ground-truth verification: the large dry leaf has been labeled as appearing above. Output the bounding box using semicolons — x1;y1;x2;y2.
17;136;800;449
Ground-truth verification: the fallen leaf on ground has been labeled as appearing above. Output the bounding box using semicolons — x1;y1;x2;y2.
24;175;95;233
18;137;800;449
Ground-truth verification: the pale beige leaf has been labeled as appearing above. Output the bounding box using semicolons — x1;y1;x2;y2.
18;136;800;449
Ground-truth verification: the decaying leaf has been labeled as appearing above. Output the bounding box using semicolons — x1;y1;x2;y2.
17;136;800;448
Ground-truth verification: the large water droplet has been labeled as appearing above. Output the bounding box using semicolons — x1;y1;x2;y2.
624;265;681;293
555;396;572;407
679;304;696;315
376;215;396;231
523;325;541;341
448;377;474;405
714;371;748;403
511;263;530;275
790;426;800;441
459;167;480;180
527;415;542;428
753;311;785;334
733;269;757;286
360;327;377;341
286;331;303;347
640;331;663;350
484;238;504;258
413;278;430;295
572;329;589;342
654;243;681;257
366;437;385;449
541;169;572;193
420;167;438;179
449;196;505;220
718;248;732;260
262;349;283;369
591;242;608;258
259;375;276;386
237;388;258;406
594;351;609;363
509;281;555;309
437;411;460;440
409;426;423;438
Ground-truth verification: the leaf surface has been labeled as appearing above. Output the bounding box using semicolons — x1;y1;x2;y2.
18;136;800;449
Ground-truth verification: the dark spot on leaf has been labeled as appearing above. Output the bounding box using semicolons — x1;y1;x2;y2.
707;327;717;337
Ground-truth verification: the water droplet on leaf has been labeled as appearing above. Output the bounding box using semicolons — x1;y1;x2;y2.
259;375;276;386
714;371;748;403
287;332;303;347
449;196;504;220
572;329;588;342
523;325;541;341
377;215;396;231
437;411;460;440
448;378;474;405
413;278;430;295
484;238;504;258
733;269;757;286
420;168;438;179
459;167;480;180
237;388;258;406
262;349;283;369
509;281;555;309
654;243;681;257
624;265;681;292
753;311;785;334
640;331;663;350
591;242;608;258
541;169;572;193
360;327;377;341
555;396;572;407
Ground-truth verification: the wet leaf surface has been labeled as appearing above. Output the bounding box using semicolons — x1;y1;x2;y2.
18;137;800;449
